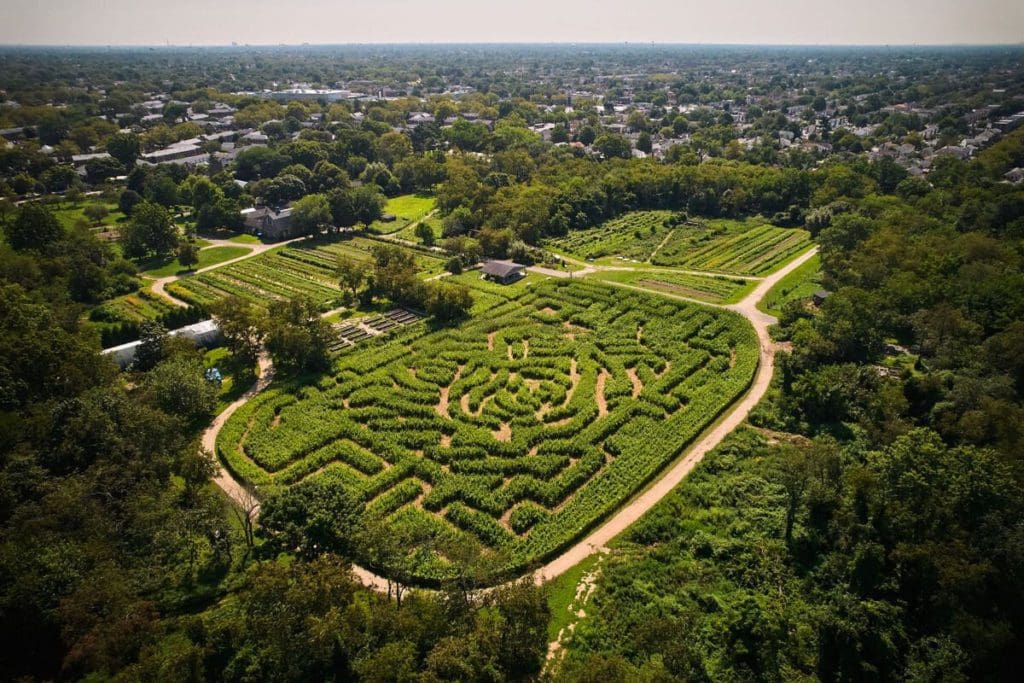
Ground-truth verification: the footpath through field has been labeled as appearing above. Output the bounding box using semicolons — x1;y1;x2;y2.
203;245;819;596
147;235;309;308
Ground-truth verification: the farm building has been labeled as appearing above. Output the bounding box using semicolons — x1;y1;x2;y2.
242;206;294;240
102;319;222;369
481;260;526;284
812;289;831;306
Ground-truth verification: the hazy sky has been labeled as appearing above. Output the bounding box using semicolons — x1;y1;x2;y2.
2;0;1023;46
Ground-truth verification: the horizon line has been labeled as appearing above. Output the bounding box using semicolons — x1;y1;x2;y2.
1;41;1023;49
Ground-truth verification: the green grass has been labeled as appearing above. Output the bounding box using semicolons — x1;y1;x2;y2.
50;200;127;231
545;553;602;642
226;233;264;245
141;245;252;277
204;347;258;414
396;215;443;243
370;194;436;234
757;253;821;316
586;268;757;304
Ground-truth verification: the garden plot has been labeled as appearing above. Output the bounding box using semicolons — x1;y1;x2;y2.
218;279;758;583
548;212;812;275
651;219;812;274
167;236;445;310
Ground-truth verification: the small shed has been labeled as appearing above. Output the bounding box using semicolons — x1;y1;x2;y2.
481;260;526;284
812;290;831;306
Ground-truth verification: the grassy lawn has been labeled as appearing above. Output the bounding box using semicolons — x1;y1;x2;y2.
757;253;821;316
141;245;252;277
226;233;264;244
51;200;127;231
370;194;436;234
396;215;443;243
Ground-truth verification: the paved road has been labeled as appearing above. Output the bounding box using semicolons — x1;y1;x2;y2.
204;246;819;594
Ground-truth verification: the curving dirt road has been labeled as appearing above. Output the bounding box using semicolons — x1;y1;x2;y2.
531;246;817;583
204;246;818;593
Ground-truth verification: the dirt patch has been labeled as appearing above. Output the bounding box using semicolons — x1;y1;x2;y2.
562;359;581;407
626;367;643;399
440;434;452;448
270;414;282;429
595;369;610;417
729;348;736;369
487;331;497;351
540;306;557;316
435;364;464;419
636;325;644;345
493;422;512;442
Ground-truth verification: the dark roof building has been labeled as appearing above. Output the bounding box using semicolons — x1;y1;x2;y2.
241;206;294;240
481;260;526;284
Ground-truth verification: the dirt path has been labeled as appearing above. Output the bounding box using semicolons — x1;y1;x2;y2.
646;228;675;263
531;246;819;585
203;246;820;596
147;235;310;308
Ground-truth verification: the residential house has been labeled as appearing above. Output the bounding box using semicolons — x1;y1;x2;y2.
241;206;294;240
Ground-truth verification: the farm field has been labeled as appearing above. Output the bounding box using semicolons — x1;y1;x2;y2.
547;211;812;275
757;252;822;316
651;218;813;274
546;211;674;263
586;269;756;304
167;235;446;310
369;194;436;234
217;278;759;582
89;288;180;324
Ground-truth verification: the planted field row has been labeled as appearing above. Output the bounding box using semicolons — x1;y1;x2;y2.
218;278;758;583
166;236;445;310
587;269;752;304
546;211;673;262
548;211;812;275
652;221;812;274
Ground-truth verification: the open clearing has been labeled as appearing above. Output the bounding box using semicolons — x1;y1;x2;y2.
369;194;437;234
217;278;758;582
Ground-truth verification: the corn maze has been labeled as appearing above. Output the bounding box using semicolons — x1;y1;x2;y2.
218;279;758;582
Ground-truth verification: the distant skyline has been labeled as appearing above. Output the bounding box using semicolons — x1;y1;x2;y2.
2;0;1023;47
